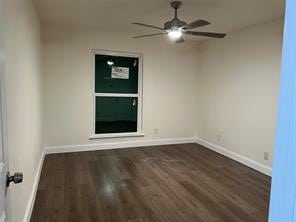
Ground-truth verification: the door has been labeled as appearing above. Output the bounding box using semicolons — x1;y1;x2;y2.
268;0;296;221
0;0;9;221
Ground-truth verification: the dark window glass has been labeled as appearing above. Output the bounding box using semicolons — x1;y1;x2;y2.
95;54;139;94
95;97;138;134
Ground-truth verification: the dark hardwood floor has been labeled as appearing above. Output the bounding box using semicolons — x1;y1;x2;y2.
31;143;271;222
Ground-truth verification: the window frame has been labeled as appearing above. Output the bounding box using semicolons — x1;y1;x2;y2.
90;49;144;139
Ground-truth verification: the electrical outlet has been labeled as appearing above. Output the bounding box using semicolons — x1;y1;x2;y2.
264;152;269;160
154;128;159;135
216;134;220;141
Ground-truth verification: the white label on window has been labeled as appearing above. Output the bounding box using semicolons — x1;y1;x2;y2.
111;66;129;79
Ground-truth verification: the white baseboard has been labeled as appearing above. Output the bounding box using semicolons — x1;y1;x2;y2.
195;137;272;176
24;136;271;221
23;150;45;222
44;137;196;154
44;137;272;176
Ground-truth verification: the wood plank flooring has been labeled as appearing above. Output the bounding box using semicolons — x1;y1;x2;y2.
31;143;271;222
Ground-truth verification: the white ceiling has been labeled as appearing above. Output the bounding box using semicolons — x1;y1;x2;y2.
34;0;285;37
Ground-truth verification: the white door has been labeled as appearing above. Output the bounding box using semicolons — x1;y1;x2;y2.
0;0;9;221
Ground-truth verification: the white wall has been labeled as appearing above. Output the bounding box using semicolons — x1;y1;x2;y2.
4;0;43;221
42;20;283;170
42;26;199;147
197;19;283;167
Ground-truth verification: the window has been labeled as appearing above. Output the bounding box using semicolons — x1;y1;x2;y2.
90;50;143;138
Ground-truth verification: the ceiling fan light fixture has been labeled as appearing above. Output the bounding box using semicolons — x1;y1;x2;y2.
168;27;183;40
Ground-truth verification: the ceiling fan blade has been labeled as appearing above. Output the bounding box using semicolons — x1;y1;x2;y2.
185;31;226;38
183;19;210;30
133;33;165;38
132;22;165;31
176;36;185;43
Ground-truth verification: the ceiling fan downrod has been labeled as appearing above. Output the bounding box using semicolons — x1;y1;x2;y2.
171;1;182;18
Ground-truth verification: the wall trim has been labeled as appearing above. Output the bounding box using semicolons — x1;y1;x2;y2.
44;137;272;176
195;137;272;176
23;150;45;222
44;137;197;154
24;136;272;221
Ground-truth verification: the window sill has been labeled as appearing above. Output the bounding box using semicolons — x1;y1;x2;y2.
89;132;145;139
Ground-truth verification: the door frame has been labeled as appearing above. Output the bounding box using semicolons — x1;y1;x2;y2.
0;0;11;220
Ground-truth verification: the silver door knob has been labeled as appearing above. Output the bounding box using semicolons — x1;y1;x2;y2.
6;172;23;187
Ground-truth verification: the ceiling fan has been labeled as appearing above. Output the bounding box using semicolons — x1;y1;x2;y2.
132;1;226;43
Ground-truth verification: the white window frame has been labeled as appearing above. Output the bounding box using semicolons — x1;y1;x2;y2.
90;49;144;139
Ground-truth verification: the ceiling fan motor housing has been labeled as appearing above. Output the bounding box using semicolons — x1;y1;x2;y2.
164;1;186;30
164;19;186;30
